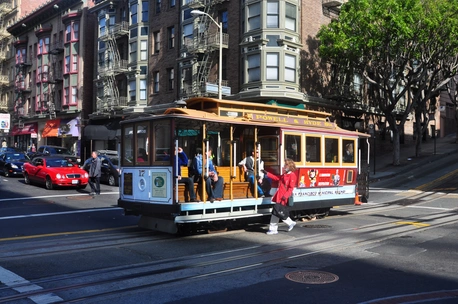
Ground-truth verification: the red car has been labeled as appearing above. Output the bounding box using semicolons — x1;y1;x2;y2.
23;156;89;190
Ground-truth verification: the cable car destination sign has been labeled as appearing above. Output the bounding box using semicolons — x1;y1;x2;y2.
244;113;336;129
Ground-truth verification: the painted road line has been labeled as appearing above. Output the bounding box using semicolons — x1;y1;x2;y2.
0;192;118;203
0;266;63;304
359;289;458;304
395;221;430;228
406;205;454;211
368;189;403;193
0;225;138;242
0;207;121;221
415;167;458;191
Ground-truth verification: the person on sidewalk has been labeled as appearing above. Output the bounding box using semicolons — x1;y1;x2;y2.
263;158;297;235
175;146;198;202
88;151;102;196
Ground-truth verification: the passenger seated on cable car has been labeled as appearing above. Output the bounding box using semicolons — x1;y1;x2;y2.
193;146;224;203
174;147;198;202
137;148;148;162
343;143;354;163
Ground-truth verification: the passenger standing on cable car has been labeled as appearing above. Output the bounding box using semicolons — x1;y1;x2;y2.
238;149;267;197
263;158;297;235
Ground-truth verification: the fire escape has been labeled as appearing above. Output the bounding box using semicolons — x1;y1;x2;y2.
0;0;14;112
48;19;64;120
180;0;229;99
14;45;32;128
97;18;128;114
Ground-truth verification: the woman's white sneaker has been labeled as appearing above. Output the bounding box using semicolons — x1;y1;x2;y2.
287;222;296;232
266;230;278;235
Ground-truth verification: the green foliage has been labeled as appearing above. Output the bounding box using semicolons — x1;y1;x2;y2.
318;0;458;163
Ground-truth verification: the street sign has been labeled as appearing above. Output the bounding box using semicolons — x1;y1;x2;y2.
0;113;10;131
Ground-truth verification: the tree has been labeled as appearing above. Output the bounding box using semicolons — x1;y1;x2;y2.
318;0;458;165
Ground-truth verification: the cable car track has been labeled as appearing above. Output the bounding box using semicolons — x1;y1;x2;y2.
1;203;458;303
0;189;452;261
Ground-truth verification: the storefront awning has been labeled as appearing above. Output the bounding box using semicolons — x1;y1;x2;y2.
12;123;38;138
83;125;117;140
58;118;80;137
42;119;60;137
42;118;81;138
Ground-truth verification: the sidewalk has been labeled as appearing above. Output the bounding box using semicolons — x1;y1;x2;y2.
368;134;458;182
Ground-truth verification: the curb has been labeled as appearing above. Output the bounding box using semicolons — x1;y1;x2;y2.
368;148;458;184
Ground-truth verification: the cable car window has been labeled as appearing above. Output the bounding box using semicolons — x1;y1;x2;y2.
284;134;301;162
136;123;149;165
342;139;355;163
122;124;134;166
259;135;278;165
305;135;321;163
154;120;171;163
325;137;339;163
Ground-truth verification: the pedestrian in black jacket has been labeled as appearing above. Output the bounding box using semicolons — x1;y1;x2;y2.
88;151;102;196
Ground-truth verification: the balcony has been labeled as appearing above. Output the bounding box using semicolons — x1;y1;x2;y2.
97;96;128;112
99;22;129;41
16;57;32;66
187;0;207;8
184;32;229;54
15;81;32;92
322;0;344;7
49;41;64;54
98;60;128;76
0;74;8;85
0;2;12;13
207;32;229;49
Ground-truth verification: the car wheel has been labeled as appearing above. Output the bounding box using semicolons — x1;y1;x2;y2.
45;176;54;190
24;172;30;184
4;166;9;177
108;174;116;186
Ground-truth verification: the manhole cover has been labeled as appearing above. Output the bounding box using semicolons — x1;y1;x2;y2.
23;201;55;205
285;270;339;284
302;224;332;228
66;196;94;201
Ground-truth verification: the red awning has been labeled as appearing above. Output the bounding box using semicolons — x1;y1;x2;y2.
11;123;38;136
42;119;60;138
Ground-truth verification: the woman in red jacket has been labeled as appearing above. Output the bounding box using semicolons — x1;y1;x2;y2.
263;158;297;235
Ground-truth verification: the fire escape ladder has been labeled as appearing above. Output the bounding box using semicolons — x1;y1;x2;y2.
101;20;121;111
48;14;63;119
193;5;218;97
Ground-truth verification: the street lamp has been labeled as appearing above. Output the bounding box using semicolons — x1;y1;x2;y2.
190;10;222;100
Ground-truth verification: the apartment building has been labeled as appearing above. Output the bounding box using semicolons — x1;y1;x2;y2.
7;0;95;156
0;0;51;146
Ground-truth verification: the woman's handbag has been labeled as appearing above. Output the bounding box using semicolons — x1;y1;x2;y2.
272;203;289;220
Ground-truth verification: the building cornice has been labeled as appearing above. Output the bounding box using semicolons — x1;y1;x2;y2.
7;0;84;37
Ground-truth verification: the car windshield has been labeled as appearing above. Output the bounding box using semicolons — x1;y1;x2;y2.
107;157;119;166
5;153;28;161
46;159;75;168
52;147;72;155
